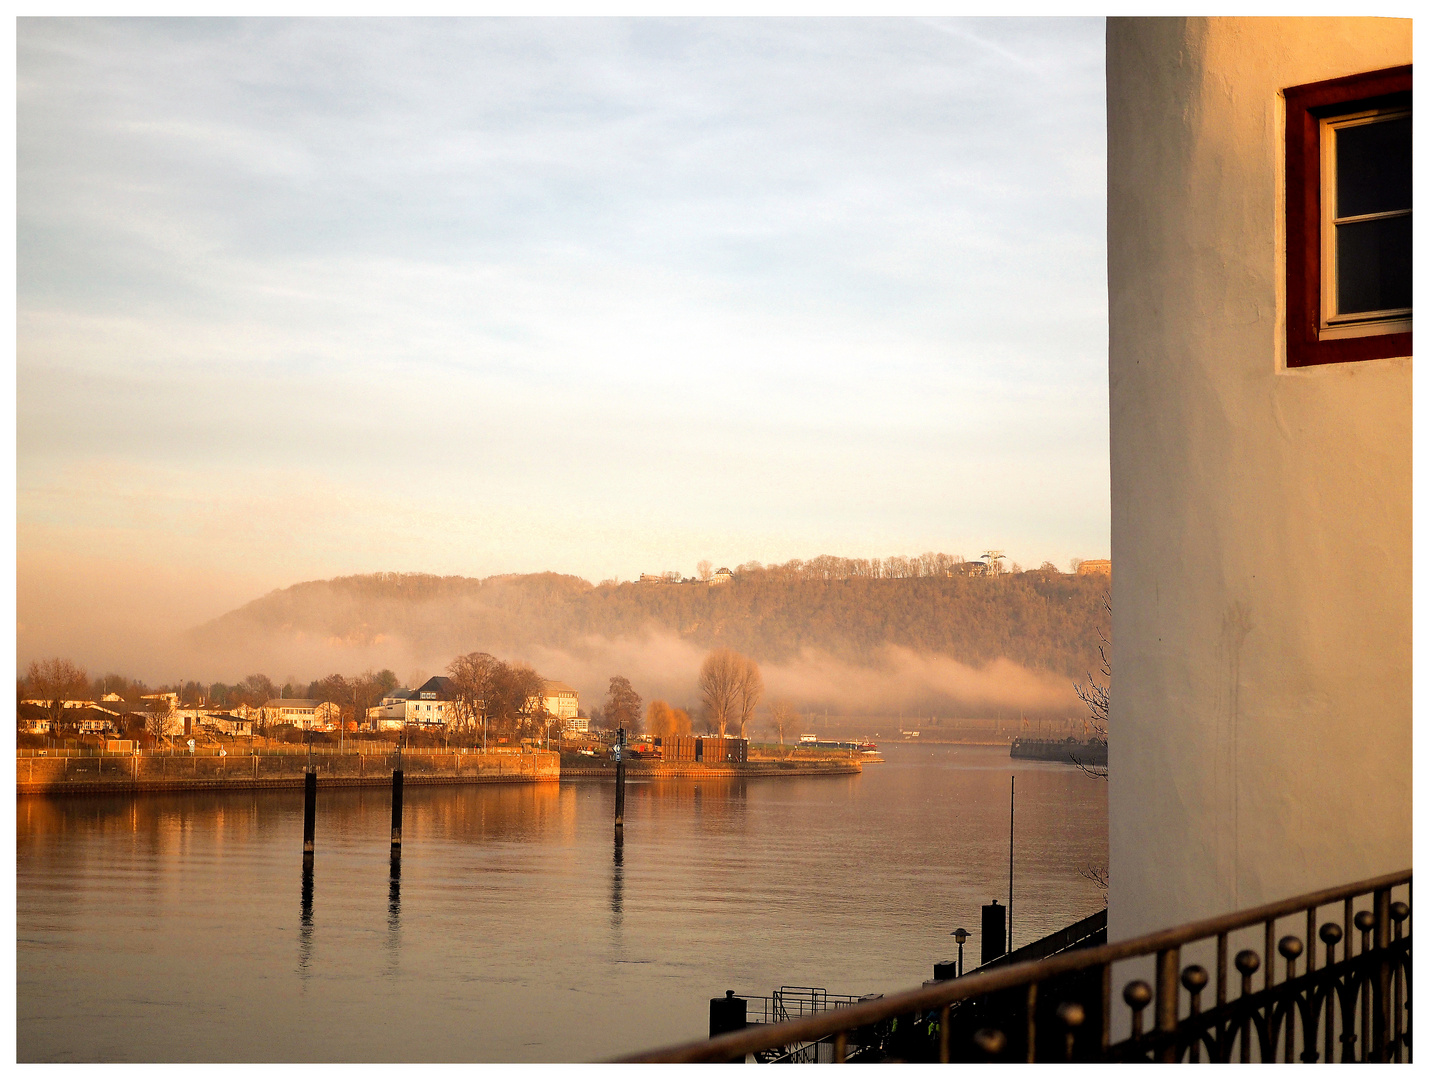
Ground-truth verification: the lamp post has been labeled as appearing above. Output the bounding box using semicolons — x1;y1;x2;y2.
953;927;969;977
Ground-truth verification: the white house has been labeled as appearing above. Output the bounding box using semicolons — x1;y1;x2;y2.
366;688;414;730
540;680;580;723
261;698;342;731
366;678;454;730
1106;16;1410;940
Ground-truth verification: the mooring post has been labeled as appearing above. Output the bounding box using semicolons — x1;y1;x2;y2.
303;767;317;857
614;726;626;836
391;752;404;849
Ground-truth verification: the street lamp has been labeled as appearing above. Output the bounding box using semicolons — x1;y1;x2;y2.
952;927;969;977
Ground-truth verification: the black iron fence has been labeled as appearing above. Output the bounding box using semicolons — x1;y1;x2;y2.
622;868;1410;1063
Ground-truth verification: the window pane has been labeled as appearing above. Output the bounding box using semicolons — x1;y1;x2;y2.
1336;215;1412;313
1337;116;1411;218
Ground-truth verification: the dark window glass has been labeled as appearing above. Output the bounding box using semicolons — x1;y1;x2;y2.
1336;116;1411;217
1337;214;1412;313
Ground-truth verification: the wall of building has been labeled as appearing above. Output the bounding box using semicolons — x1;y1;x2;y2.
1106;17;1411;940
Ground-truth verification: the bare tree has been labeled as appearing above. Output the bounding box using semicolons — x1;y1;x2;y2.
604;676;642;733
733;655;764;738
769;699;799;749
1078;862;1108;903
698;648;741;737
350;669;398;733
447;652;501;746
507;663;548;739
1071;594;1111;781
27;658;88;734
146;697;174;749
696;559;713;582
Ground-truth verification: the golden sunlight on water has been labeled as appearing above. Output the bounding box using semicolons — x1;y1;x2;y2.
17;743;1106;1062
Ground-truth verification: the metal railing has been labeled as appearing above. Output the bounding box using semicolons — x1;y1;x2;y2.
622;868;1411;1063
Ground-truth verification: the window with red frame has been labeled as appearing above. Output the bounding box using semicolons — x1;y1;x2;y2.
1285;66;1411;367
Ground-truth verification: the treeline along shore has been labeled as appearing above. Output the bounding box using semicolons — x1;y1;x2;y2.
15;748;861;797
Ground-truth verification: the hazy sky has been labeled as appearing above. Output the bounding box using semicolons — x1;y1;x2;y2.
17;17;1108;670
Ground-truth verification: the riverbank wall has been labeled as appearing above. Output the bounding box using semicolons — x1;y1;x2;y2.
16;750;860;796
561;757;862;781
16;750;559;796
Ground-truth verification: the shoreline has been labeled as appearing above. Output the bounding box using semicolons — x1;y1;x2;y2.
15;751;862;797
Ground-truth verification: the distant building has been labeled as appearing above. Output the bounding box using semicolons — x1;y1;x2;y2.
1076;559;1111;576
261;699;342;731
174;708;252;737
709;567;734;585
408;676;454;727
364;678;454;730
202;714;253;737
564;716;590;734
541;680;580;723
638;573;663;584
76;711;118;735
366;688;414;730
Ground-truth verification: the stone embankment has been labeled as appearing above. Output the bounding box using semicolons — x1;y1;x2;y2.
15;750;862;796
16;749;559;796
561;757;863;780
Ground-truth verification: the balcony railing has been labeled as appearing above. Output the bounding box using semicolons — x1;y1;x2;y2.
621;868;1410;1063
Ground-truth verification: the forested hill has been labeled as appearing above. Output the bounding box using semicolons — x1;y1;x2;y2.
194;562;1108;680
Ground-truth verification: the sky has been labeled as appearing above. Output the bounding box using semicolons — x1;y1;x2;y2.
16;17;1109;675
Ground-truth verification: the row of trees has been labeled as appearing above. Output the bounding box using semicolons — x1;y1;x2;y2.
697;647;763;737
444;652;550;744
596;648;769;740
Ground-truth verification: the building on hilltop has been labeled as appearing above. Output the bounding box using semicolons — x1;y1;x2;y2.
709;567;733;585
1075;559;1111;576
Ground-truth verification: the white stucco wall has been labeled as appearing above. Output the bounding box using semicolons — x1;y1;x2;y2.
1106;17;1411;942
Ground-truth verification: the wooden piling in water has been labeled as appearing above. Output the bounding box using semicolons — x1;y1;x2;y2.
391;767;404;848
303;768;317;855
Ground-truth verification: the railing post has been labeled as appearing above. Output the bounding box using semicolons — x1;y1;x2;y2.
1025;981;1037;1062
1371;888;1390;1062
1155;946;1180;1062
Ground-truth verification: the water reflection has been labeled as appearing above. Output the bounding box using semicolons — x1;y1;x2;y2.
388;851;402;928
19;746;1108;1063
611;836;624;927
298;856;314;981
385;850;402;977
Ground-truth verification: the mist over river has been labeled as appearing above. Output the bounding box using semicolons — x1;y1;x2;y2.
17;743;1106;1062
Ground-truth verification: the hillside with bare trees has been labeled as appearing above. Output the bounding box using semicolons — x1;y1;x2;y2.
193;556;1107;682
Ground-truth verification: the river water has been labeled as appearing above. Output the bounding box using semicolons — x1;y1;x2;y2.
17;743;1106;1062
